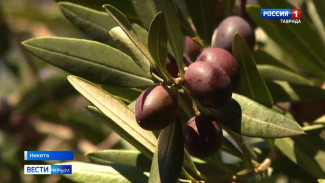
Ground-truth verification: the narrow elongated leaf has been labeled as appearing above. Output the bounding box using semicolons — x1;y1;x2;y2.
68;76;157;158
313;0;325;25
253;50;294;71
232;33;273;107
22;37;154;87
247;4;325;79
275;132;325;179
131;0;157;29
222;0;235;17
55;0;139;22
59;2;117;44
153;0;184;75
102;85;141;104
257;65;312;86
267;81;325;103
109;26;151;75
86;150;151;168
149;121;184;183
57;161;148;183
232;93;304;137
148;12;169;78
102;4;155;67
132;23;149;46
185;0;217;44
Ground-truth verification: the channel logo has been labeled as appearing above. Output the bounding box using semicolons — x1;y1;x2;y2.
261;9;301;24
24;165;72;175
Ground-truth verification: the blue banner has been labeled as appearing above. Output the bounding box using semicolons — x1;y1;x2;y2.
261;9;291;19
24;165;72;174
51;165;72;174
24;151;73;161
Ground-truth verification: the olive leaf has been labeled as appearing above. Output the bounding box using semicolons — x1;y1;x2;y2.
185;0;218;44
148;121;184;183
59;2;117;45
153;0;184;76
275;131;325;179
232;93;304;137
267;81;325;103
68;76;157;158
86;150;151;169
148;12;170;79
232;33;274;107
22;37;154;87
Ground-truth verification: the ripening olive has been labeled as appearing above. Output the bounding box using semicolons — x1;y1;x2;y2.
185;36;202;61
184;61;232;108
184;115;223;158
197;48;239;89
212;16;255;52
135;86;178;130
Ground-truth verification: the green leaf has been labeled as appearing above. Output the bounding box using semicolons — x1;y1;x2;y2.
68;76;157;158
102;85;142;104
275;131;325;179
232;93;304;137
312;0;325;25
148;12;169;78
132;23;149;46
59;2;117;45
86;150;151;169
57;161;148;183
109;26;151;75
148;121;184;183
222;0;235;17
185;0;217;45
55;0;139;22
257;65;313;86
247;4;325;79
102;4;155;67
232;33;274;107
131;0;157;29
22;37;154;87
153;0;184;76
253;50;294;71
267;81;325;103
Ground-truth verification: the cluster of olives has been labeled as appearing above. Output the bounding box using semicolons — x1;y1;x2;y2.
135;16;255;158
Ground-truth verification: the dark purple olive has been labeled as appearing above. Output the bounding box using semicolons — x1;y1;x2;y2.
166;55;179;78
184;115;223;158
212;16;255;52
184;61;232;108
151;55;192;78
197;48;239;90
185;36;202;61
135;86;178;130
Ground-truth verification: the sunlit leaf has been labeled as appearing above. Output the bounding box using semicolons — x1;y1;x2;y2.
232;94;304;137
68;76;157;158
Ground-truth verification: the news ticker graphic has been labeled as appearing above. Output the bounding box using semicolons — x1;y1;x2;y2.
261;9;301;24
24;151;73;161
24;165;72;175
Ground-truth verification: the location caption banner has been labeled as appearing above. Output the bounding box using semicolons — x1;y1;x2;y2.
24;151;73;161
